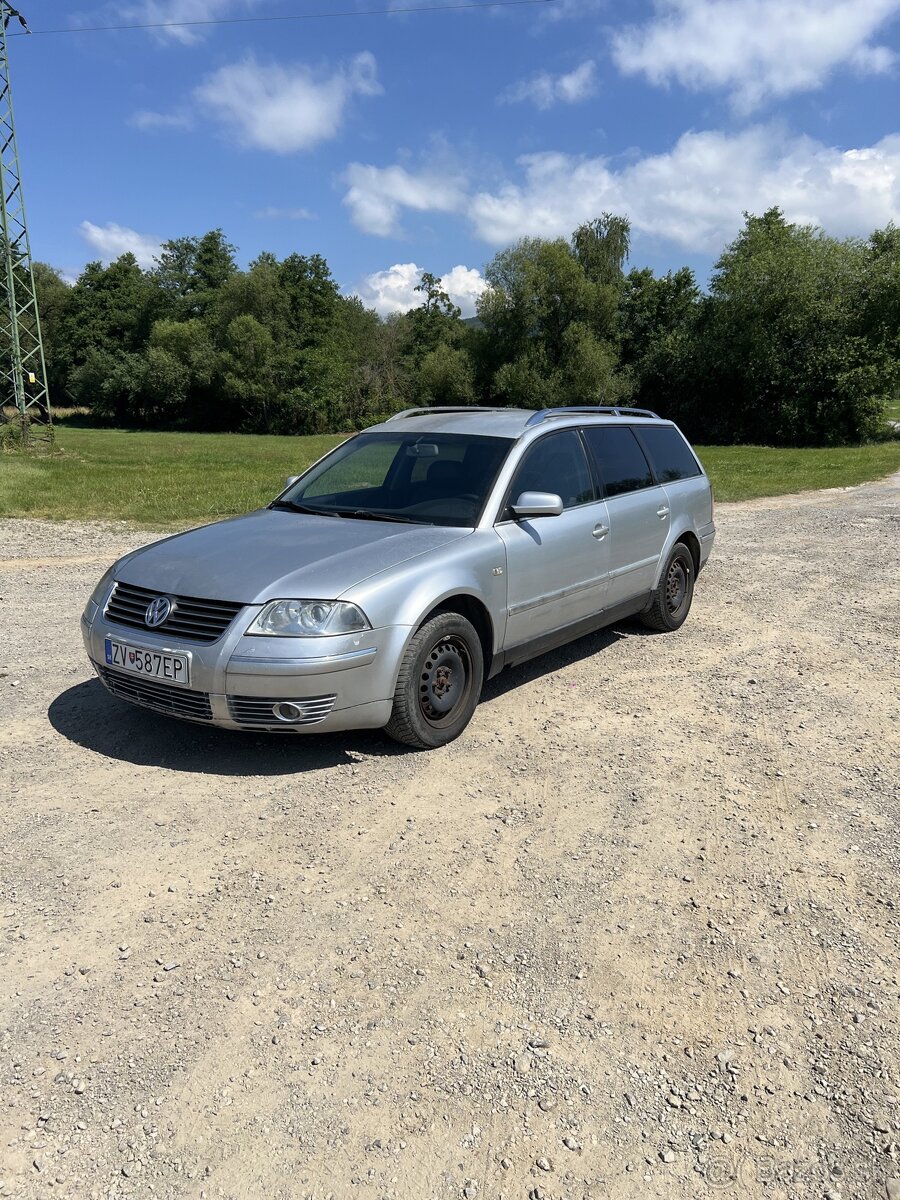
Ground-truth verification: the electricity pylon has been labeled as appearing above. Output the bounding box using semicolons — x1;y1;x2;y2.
0;1;51;448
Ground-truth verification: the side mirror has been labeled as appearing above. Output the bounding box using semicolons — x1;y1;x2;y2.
284;475;299;489
511;491;564;518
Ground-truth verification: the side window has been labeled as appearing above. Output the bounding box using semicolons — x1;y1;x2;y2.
583;426;654;498
637;426;702;482
506;430;595;513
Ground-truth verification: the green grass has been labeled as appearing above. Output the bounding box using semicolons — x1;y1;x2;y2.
1;426;899;524
885;397;900;422
697;442;900;502
0;428;346;526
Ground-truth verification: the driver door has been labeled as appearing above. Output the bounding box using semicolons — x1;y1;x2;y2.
495;429;611;649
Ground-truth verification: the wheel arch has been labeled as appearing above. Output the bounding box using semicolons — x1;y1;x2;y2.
678;530;701;575
419;593;495;671
654;527;701;587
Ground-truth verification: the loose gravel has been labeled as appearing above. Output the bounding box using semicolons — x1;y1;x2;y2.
1;473;899;1200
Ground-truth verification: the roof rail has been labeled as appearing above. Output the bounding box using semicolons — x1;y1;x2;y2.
524;405;659;427
384;406;509;422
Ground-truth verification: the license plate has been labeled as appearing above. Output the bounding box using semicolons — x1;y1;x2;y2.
105;638;190;686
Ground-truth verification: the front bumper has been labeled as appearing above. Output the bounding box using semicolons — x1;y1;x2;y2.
81;597;406;733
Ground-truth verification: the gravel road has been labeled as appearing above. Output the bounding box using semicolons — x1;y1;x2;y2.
2;473;899;1200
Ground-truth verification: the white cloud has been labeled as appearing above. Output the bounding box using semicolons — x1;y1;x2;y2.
254;206;316;220
352;262;488;317
612;0;900;111
120;0;252;44
79;221;162;269
129;109;193;131
344;128;900;253
342;163;467;236
439;264;490;315
352;262;421;314
196;52;381;153
501;60;597;109
468;129;900;249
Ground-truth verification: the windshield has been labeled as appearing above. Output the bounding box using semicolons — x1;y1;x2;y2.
275;431;513;528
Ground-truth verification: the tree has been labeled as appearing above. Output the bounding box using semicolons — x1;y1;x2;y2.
418;342;475;406
32;215;897;444
220;314;278;431
402;271;465;368
572;213;630;284
31;263;72;402
148;319;219;427
153;229;237;319
696;208;891;444
477;229;630;407
340;302;413;425
619;266;701;421
58;254;159;417
858;224;900;373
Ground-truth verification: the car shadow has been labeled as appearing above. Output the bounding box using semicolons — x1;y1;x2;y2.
48;620;654;774
47;678;403;775
480;619;651;703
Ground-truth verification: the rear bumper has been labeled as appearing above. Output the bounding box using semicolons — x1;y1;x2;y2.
698;521;715;568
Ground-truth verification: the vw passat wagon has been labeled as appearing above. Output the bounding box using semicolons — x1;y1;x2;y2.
82;407;715;748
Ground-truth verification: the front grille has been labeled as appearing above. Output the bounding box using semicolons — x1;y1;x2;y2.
228;694;337;727
96;664;213;722
105;582;244;644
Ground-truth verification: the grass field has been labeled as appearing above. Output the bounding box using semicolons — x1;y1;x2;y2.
1;426;899;525
0;428;345;525
696;442;900;501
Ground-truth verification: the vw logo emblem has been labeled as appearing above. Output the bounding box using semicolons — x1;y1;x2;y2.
145;596;172;628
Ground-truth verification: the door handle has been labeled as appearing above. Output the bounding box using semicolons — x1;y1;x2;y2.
657;506;670;519
592;523;609;539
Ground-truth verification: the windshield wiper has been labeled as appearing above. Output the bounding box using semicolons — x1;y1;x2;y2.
334;509;431;525
270;500;336;516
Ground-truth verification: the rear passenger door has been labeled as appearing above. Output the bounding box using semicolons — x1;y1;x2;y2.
581;425;669;608
496;429;610;648
634;424;711;533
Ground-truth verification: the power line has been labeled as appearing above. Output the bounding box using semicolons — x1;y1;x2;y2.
9;0;555;37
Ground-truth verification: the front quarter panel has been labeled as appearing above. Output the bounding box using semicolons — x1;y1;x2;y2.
342;529;508;660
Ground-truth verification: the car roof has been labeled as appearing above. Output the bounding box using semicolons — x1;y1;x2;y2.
367;406;674;439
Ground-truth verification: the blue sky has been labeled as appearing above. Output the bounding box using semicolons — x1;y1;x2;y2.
13;0;900;313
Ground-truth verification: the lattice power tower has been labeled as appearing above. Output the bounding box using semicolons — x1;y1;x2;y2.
0;2;51;447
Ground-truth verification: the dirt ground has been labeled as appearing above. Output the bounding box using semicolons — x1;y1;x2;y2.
1;474;899;1200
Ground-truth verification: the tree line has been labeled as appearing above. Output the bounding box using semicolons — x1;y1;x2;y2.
34;208;900;446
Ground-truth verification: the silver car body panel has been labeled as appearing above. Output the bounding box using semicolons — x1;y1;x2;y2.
82;410;715;733
114;508;472;604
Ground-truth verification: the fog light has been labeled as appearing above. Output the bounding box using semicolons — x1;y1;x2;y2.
273;701;304;723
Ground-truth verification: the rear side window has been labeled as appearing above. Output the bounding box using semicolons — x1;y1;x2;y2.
582;426;653;498
638;426;702;482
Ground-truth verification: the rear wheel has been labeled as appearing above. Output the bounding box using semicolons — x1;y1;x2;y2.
385;611;484;749
641;542;695;632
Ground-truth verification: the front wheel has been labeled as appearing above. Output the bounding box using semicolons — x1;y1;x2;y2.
641;542;695;632
384;612;484;749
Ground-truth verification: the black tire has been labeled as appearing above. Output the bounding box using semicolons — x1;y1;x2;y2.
641;541;695;632
384;611;484;749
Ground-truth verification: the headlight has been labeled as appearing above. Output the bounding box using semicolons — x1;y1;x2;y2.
246;599;371;637
89;565;117;607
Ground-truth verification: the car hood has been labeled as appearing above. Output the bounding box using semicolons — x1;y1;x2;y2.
116;509;471;604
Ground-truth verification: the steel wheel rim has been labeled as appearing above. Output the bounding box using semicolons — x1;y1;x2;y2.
419;636;471;725
666;557;689;614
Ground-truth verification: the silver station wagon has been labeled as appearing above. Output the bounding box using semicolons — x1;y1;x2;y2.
81;406;715;748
